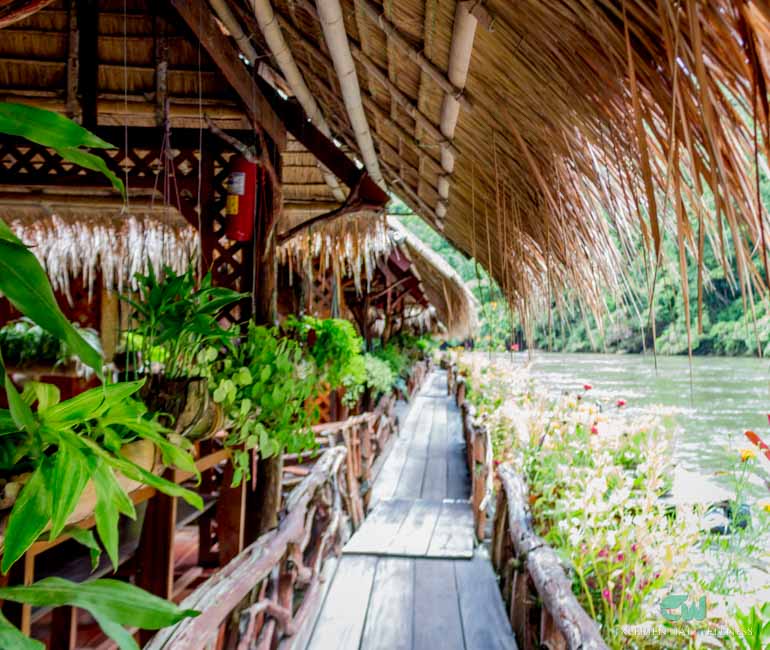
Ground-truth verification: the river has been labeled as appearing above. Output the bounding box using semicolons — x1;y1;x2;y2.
486;351;770;499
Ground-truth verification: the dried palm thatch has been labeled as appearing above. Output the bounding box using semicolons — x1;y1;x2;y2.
278;211;477;339
3;199;198;300
236;0;770;331
389;217;478;339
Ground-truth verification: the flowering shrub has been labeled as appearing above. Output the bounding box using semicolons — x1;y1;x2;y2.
455;355;741;648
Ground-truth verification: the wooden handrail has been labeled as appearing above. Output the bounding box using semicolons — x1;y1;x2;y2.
494;464;608;650
147;447;349;649
444;357;606;650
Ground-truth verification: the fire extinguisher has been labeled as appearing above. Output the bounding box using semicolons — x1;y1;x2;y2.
225;155;257;241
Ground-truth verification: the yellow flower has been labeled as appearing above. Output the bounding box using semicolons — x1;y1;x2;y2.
758;499;770;514
739;447;757;462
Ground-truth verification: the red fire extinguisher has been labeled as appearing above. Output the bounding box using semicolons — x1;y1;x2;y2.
225;155;257;241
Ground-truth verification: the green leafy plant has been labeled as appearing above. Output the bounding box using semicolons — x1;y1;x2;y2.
122;264;244;379
0;107;198;644
0;378;202;572
0;577;198;650
209;324;318;484
731;603;770;650
284;315;363;390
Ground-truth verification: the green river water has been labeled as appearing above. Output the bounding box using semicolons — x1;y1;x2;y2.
495;351;770;498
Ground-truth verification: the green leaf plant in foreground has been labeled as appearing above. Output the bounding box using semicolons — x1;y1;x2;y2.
0;578;199;650
0;102;125;198
0;379;202;573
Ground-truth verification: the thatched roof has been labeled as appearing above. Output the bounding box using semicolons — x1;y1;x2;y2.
1;196;198;298
388;218;478;339
5;0;770;328
240;0;770;321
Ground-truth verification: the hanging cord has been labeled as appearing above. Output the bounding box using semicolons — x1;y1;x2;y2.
196;3;204;277
122;0;130;211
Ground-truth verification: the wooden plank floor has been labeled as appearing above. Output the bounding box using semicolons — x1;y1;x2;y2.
302;370;517;650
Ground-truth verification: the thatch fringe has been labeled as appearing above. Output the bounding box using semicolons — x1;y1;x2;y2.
4;201;198;301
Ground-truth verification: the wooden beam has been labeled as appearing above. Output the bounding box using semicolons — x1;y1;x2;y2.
170;0;286;150
0;0;54;29
275;8;450;170
356;0;472;111
154;10;169;127
256;77;388;208
65;0;79;119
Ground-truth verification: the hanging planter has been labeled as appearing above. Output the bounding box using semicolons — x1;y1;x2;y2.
139;375;223;441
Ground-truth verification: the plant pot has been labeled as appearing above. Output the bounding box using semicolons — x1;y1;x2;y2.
0;439;156;554
140;376;220;440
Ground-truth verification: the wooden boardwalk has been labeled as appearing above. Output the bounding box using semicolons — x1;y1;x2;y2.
301;371;517;650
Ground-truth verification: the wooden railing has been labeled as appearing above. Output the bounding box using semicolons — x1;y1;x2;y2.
148;374;423;650
492;465;608;650
446;359;607;650
447;364;491;540
147;446;349;650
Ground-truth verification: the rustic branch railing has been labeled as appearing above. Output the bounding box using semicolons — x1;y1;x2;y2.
447;364;491;540
147;446;349;650
147;372;422;650
492;465;609;650
446;359;608;650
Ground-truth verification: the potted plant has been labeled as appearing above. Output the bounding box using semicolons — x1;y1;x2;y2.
121;264;244;440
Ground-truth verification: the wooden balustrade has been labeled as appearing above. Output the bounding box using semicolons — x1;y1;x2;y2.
447;364;488;540
492;465;609;650
147;446;350;650
445;357;607;650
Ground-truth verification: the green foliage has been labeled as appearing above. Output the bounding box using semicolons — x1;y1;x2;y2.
208;324;318;484
0;379;201;573
0;577;198;650
0;219;103;375
284;315;363;389
731;603;770;650
0;318;102;369
122;265;244;378
340;354;396;408
0;102;124;197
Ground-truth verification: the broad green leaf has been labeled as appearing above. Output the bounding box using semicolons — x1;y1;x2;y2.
48;441;90;539
56;146;125;198
129;421;197;477
91;461;133;570
0;611;43;650
63;526;102;572
0;576;199;630
0;103;114;149
5;374;36;434
43;380;143;425
0;233;103;374
92;612;140;650
21;381;60;412
2;462;52;572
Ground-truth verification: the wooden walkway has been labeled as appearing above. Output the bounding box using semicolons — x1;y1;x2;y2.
301;371;517;650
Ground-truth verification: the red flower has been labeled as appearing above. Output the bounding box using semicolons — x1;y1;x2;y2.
583;384;592;391
617;552;624;562
590;424;599;435
616;399;626;407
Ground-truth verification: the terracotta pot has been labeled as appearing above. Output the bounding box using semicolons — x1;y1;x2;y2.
140;376;220;440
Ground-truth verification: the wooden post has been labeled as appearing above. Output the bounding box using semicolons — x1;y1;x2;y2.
75;0;98;129
49;606;78;650
249;139;284;540
217;458;247;565
135;488;177;644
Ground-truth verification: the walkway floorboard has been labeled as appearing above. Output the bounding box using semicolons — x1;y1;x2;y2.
303;370;517;650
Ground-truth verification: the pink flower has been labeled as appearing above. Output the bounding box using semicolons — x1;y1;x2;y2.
631;543;638;553
598;547;609;558
583;384;592;391
616;399;626;407
602;589;611;602
617;552;624;562
590;424;599;435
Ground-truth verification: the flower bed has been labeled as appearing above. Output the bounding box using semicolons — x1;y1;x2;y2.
454;353;770;649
